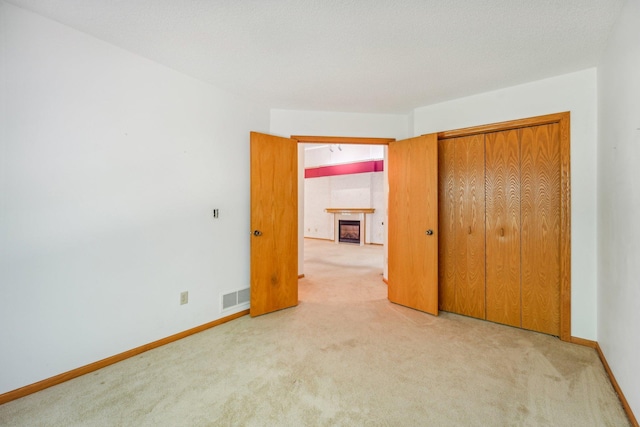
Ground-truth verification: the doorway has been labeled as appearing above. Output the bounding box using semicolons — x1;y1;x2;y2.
300;141;388;280
251;132;439;318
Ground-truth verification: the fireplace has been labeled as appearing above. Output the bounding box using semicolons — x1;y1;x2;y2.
338;220;361;244
326;208;374;246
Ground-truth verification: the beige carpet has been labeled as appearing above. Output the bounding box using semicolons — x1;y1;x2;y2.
0;239;630;426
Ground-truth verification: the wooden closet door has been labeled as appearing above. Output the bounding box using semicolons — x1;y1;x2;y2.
485;129;521;327
454;135;486;318
438;135;485;318
438;138;456;312
520;124;561;335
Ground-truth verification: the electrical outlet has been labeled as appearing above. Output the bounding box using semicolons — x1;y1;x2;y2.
180;291;188;305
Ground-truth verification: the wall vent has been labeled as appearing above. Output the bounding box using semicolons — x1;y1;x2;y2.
222;288;250;310
237;288;250;304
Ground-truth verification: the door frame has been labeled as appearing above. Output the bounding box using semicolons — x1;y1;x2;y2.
292;135;396;281
437;112;571;341
294;135;440;317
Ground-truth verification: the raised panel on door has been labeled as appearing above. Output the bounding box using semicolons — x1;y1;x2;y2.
388;134;439;315
485;129;521;327
520;124;561;335
250;132;298;317
438;138;456;312
454;134;486;319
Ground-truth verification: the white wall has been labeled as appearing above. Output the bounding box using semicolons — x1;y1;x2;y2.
597;0;640;417
413;69;598;340
304;144;384;168
304;172;385;244
271;109;409;277
304;176;332;239
0;3;269;395
270;110;410;141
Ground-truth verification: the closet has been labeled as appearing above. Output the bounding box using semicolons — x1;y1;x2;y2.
438;115;567;337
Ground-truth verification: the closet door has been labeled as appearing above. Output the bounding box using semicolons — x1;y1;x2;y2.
438;138;456;312
455;135;486;318
520;124;561;335
485;129;521;327
438;135;485;318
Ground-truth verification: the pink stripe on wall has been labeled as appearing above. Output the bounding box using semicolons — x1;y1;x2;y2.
305;160;384;178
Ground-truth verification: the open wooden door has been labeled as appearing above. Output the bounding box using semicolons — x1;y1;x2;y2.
250;132;298;317
388;134;439;315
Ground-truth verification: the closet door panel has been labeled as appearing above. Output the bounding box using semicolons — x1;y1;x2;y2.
485;130;521;327
520;124;561;335
454;135;485;318
438;138;456;312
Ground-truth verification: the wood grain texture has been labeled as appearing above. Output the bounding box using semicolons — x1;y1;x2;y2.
520;124;561;335
250;132;298;317
436;112;570;139
388;134;439;315
436;112;571;340
485;129;522;328
454;135;486;319
438;137;456;312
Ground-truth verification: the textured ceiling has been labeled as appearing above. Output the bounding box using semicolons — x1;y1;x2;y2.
6;0;625;113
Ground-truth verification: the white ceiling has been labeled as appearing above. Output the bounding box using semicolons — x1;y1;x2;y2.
6;0;625;113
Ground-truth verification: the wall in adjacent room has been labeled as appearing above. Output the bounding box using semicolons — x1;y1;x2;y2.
0;3;269;394
304;144;385;243
304;173;384;244
597;0;640;417
271;109;409;277
412;69;598;340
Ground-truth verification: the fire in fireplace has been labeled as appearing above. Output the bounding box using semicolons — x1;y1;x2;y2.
338;220;360;244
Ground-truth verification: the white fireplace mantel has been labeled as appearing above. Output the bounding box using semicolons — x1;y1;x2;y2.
325;208;375;215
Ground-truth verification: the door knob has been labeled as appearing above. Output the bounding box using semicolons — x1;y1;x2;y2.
253;230;263;236
425;229;434;236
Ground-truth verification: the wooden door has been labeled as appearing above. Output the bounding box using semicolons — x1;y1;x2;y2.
455;135;486;318
388;134;439;315
438;135;485;318
250;132;298;317
520;124;561;335
436;112;569;339
438;138;456;313
485;129;522;327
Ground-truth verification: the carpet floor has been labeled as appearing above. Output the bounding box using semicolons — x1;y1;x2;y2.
0;238;630;426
